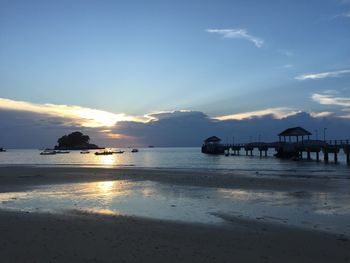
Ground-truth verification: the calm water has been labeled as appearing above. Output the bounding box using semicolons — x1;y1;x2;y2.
0;148;349;175
1;180;350;236
1;148;350;235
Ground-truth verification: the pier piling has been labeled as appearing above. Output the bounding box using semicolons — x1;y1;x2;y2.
307;151;311;160
344;145;350;164
202;133;349;164
324;151;329;162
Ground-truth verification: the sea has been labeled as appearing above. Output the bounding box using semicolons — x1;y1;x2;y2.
0;147;349;176
1;147;350;235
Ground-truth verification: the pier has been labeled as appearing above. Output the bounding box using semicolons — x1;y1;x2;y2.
201;127;350;164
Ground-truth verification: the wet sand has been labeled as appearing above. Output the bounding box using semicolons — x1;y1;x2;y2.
0;166;348;192
0;166;350;262
0;210;349;263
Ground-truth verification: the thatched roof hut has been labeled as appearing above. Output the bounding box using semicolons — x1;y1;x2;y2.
204;136;221;144
278;127;312;142
202;136;224;154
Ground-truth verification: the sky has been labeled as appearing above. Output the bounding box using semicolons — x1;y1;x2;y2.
0;0;350;147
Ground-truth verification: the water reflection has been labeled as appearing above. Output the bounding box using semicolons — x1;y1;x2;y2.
1;148;350;175
99;155;116;166
1;180;350;235
217;189;286;201
96;181;115;194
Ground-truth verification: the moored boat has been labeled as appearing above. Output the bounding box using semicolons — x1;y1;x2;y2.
55;150;70;154
131;148;139;153
112;150;124;154
40;150;56;155
80;150;90;154
95;150;113;155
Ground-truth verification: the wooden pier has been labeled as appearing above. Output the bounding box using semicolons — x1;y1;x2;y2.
219;140;350;164
201;127;350;164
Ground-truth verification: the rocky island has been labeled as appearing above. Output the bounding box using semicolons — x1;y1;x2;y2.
54;131;103;150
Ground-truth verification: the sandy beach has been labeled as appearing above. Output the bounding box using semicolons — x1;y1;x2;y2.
0;166;349;262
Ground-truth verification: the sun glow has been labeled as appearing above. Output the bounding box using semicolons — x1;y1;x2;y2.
0;97;197;128
0;98;148;128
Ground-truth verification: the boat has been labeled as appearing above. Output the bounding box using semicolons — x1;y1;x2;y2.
131;148;139;153
80;151;90;154
0;147;6;152
55;150;70;154
40;150;56;155
112;150;124;154
95;150;113;155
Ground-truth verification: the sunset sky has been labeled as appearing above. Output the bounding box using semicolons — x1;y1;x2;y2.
1;0;350;147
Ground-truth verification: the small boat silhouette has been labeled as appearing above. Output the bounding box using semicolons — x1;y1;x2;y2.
95;150;113;155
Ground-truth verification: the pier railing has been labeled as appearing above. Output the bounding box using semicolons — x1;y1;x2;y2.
324;139;349;145
218;139;350;163
223;139;350;148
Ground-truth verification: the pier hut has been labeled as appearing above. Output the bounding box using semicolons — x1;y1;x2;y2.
278;127;312;143
200;127;349;163
276;127;313;159
201;136;225;154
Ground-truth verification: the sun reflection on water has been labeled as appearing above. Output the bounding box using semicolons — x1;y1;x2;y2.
97;181;115;194
98;155;116;166
88;180;133;200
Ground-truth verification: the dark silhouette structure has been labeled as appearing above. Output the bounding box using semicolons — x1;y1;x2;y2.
275;127;312;158
201;127;350;164
201;136;225;154
278;127;312;142
55;131;102;150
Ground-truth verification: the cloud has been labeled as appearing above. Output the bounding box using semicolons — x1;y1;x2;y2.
104;133;135;140
112;111;350;146
143;110;193;121
339;12;350;17
0;109;86;148
311;93;350;107
327;11;350;20
0;97;150;128
312;93;350;119
206;28;264;48
340;108;350;118
295;69;350;80
2;106;350;148
310;111;334;118
214;107;300;121
322;89;340;94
